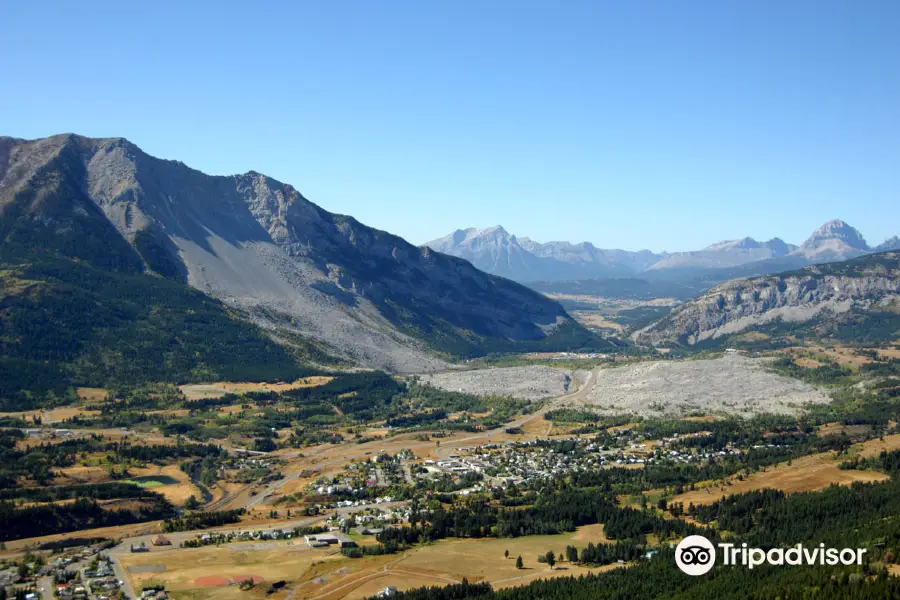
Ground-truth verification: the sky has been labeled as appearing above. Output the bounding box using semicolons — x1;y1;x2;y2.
1;1;898;252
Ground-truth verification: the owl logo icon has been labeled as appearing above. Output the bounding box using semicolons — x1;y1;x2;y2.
676;535;716;575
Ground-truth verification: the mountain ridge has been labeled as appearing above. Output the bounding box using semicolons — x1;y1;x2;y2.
0;134;599;374
633;251;900;347
426;220;893;284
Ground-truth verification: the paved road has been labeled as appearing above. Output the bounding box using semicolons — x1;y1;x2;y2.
37;576;54;600
108;551;136;600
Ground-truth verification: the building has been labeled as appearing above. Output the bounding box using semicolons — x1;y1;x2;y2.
152;535;172;546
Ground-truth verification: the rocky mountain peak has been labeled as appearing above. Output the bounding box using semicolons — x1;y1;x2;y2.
704;237;762;251
805;219;868;249
793;219;869;261
764;237;794;256
1;135;592;372
875;236;900;252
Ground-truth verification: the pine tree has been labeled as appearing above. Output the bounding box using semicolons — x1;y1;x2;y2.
516;555;523;569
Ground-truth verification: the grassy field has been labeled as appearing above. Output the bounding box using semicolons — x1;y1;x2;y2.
178;377;334;400
117;524;618;600
120;541;344;600
125;465;202;505
668;434;900;508
76;387;109;401
0;405;101;425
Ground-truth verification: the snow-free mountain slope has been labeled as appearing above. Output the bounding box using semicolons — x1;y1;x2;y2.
0;134;597;372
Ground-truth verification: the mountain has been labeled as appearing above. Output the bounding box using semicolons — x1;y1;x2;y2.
428;221;896;289
0;247;321;410
634;251;900;347
0;134;598;377
646;237;797;271
789;219;869;261
423;226;551;281
425;227;663;281
875;236;900;252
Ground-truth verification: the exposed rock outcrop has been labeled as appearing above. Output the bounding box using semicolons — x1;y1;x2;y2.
634;252;900;345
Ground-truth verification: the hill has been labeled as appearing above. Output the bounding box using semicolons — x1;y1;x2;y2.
0;246;321;410
634;251;900;348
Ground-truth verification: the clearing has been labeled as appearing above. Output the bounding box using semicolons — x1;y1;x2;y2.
179;377;334;400
125;464;203;505
668;434;900;507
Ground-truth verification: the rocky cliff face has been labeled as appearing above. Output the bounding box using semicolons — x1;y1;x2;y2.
634;252;900;346
0;134;596;371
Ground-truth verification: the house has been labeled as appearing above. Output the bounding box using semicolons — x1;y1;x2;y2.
152;535;172;546
314;534;340;545
375;587;398;598
130;544;150;553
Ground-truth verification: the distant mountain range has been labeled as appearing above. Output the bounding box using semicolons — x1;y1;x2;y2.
0;134;599;386
425;220;898;283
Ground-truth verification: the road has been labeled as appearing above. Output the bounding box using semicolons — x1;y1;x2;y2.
211;365;603;510
434;365;599;459
51;364;603;598
37;576;54;600
108;550;136;600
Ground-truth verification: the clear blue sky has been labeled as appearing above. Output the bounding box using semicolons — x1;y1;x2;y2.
2;1;898;252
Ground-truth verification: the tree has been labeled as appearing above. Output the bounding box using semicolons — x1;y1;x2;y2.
566;545;578;563
515;555;523;569
184;495;200;510
546;551;556;570
504;549;509;559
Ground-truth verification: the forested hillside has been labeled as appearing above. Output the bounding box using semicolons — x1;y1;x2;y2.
0;246;322;410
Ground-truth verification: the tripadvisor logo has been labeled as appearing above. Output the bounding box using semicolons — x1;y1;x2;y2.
676;535;716;575
675;535;868;576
